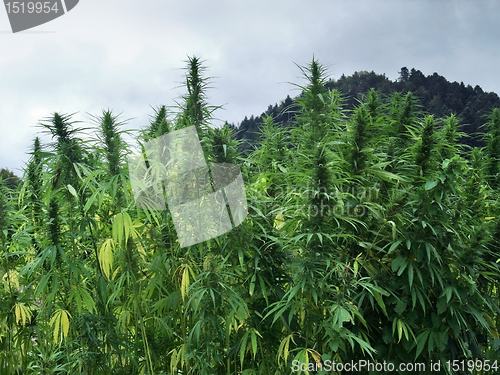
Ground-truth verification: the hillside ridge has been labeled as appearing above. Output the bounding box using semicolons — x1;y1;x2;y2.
235;67;500;149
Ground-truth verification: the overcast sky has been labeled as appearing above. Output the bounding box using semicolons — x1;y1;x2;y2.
1;0;499;174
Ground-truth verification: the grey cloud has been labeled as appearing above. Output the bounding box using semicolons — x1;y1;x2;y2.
1;0;499;172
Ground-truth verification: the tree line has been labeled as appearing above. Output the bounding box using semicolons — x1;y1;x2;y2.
236;67;500;151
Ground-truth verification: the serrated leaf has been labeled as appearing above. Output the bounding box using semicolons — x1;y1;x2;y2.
61;310;70;338
388;239;403;254
249;274;256;297
408;263;414;289
181;267;190;301
67;184;78;198
84;189;100;213
372;289;388;316
79;287;96;313
425;179;439;190
14;303;32;326
50;309;72;343
99;238;114;279
239;331;250;368
250;329;258;359
415;329;431;359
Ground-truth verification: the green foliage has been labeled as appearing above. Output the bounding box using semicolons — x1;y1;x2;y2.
0;168;21;190
0;57;499;375
146;105;171;139
414;115;436;176
484;108;500;189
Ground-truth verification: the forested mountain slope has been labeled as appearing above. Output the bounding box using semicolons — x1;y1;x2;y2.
236;67;500;150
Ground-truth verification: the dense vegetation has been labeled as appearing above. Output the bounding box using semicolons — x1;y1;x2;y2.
237;67;500;150
0;169;21;190
0;57;499;374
